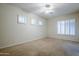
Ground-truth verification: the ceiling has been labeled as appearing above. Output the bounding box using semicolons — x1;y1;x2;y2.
7;3;79;19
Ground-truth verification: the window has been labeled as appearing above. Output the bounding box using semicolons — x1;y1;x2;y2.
38;20;43;25
31;19;37;25
17;15;27;24
31;19;43;26
57;19;75;35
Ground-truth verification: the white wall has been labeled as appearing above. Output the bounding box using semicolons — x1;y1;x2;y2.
0;4;47;49
48;13;79;42
1;4;79;49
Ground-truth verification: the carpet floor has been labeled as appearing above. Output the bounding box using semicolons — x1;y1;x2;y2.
0;38;79;56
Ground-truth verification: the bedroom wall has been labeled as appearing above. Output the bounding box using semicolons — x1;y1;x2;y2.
48;13;79;42
0;4;47;49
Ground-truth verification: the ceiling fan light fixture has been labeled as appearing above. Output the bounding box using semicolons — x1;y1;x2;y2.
45;9;54;14
43;4;54;15
44;4;54;9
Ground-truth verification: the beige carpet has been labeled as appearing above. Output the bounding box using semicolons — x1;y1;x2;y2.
0;38;78;56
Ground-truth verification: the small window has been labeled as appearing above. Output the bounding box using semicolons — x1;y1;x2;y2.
31;19;37;25
38;20;43;25
17;15;27;24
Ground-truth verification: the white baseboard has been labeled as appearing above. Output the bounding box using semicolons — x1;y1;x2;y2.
1;37;78;49
48;37;79;42
0;37;46;49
